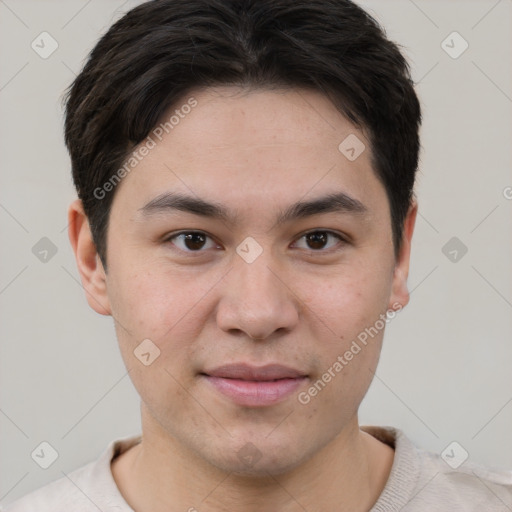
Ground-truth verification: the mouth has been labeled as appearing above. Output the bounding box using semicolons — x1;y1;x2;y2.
200;363;308;407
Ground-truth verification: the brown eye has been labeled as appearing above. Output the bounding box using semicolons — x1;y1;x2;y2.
166;231;218;252
293;230;346;252
305;232;328;250
182;232;207;250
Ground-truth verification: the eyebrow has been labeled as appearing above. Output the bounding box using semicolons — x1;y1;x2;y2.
139;191;368;226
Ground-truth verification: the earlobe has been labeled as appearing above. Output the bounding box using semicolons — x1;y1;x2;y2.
388;200;418;311
68;199;112;316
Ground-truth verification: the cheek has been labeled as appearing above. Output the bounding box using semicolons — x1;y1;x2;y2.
107;267;207;421
301;262;392;342
107;263;214;340
106;262;226;395
296;261;391;404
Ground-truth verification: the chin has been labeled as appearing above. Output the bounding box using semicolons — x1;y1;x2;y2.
202;436;312;477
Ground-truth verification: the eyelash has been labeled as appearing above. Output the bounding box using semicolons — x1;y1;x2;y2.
163;230;348;256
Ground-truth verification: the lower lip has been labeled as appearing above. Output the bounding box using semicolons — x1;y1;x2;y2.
202;375;307;407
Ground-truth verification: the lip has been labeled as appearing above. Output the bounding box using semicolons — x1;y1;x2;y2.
201;363;308;407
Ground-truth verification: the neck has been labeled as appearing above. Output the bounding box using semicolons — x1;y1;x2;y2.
111;408;393;512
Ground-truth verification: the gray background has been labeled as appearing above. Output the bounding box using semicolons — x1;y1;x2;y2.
1;0;511;505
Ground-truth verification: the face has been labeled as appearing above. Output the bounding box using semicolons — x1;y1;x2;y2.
71;86;416;476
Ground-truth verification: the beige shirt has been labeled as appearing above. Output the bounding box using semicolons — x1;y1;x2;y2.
2;426;511;511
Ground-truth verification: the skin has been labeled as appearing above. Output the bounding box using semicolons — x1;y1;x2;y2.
69;86;417;512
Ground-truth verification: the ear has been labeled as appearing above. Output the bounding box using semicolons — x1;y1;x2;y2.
67;199;111;316
388;200;418;311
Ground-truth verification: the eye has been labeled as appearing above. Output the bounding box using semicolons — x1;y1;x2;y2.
165;231;219;252
292;230;347;252
163;229;347;255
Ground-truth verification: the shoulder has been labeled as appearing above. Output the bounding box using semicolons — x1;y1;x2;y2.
1;461;101;512
1;435;140;512
413;445;512;510
363;425;512;511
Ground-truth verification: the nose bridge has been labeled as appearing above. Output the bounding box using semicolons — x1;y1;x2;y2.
234;243;285;309
216;241;299;339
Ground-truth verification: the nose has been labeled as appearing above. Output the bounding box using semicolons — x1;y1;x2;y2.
215;250;300;341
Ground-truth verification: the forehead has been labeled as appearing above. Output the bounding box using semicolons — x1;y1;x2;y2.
112;86;386;221
167;86;364;159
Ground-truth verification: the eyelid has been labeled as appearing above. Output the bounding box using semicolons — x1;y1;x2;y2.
291;229;348;252
163;230;222;254
163;229;348;254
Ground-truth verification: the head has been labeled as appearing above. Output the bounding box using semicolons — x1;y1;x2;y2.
66;0;420;475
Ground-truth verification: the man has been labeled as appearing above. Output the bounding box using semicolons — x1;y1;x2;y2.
3;0;511;510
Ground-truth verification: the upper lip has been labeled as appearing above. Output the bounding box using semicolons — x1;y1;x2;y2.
202;363;307;381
